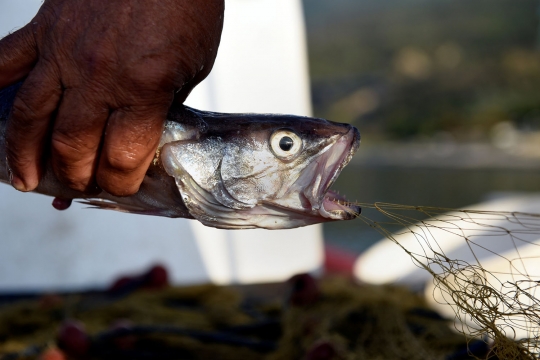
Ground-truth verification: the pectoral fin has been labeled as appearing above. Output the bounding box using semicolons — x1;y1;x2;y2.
78;199;169;217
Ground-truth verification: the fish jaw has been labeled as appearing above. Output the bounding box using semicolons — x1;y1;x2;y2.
312;126;361;220
272;125;361;222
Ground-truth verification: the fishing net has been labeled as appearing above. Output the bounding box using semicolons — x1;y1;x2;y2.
348;201;540;359
0;276;481;360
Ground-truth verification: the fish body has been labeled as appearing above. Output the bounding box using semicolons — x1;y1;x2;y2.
0;84;360;229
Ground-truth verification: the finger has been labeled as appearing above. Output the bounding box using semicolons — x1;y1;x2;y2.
0;24;38;88
6;64;61;191
97;107;167;196
51;88;109;192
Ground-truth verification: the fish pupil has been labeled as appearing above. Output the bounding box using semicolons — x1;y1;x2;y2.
279;136;294;151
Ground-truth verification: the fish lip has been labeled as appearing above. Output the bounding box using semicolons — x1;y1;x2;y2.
321;127;360;197
307;126;361;220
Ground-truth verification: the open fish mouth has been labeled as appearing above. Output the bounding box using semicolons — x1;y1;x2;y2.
302;126;361;221
321;189;361;219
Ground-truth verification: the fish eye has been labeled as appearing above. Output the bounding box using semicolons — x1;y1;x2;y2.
270;130;302;160
279;136;294;151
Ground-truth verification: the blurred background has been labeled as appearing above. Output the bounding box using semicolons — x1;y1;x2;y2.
304;0;540;253
2;0;540;288
1;2;539;357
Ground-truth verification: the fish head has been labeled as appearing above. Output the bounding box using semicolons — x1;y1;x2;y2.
161;109;360;229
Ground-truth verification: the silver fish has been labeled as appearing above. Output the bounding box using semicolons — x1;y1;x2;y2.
0;83;360;229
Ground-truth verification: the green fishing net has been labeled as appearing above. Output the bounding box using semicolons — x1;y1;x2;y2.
0;278;482;359
353;202;540;359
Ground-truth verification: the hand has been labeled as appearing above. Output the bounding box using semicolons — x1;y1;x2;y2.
0;0;224;195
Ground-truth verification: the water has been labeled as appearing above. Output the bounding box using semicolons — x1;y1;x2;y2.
323;163;540;254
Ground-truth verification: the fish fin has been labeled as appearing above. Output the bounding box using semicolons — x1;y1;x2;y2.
78;199;166;217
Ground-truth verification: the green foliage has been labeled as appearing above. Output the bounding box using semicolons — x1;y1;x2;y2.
303;0;540;139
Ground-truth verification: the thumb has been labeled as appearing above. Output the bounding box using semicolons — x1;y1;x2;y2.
0;24;38;88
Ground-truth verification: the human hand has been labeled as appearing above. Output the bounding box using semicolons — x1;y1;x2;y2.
0;0;224;195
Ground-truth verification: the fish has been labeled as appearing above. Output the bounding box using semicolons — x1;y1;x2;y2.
0;83;361;230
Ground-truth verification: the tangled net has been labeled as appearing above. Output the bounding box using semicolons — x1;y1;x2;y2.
348;201;540;359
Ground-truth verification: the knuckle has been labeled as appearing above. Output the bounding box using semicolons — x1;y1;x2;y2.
51;134;78;159
10;77;60;127
51;131;92;161
104;151;145;174
11;95;40;122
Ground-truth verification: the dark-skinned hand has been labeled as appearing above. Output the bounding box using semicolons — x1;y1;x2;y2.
0;0;224;196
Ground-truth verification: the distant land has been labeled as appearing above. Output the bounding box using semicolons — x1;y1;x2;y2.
302;0;540;140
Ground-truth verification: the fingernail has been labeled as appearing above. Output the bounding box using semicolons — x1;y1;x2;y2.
11;174;27;192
